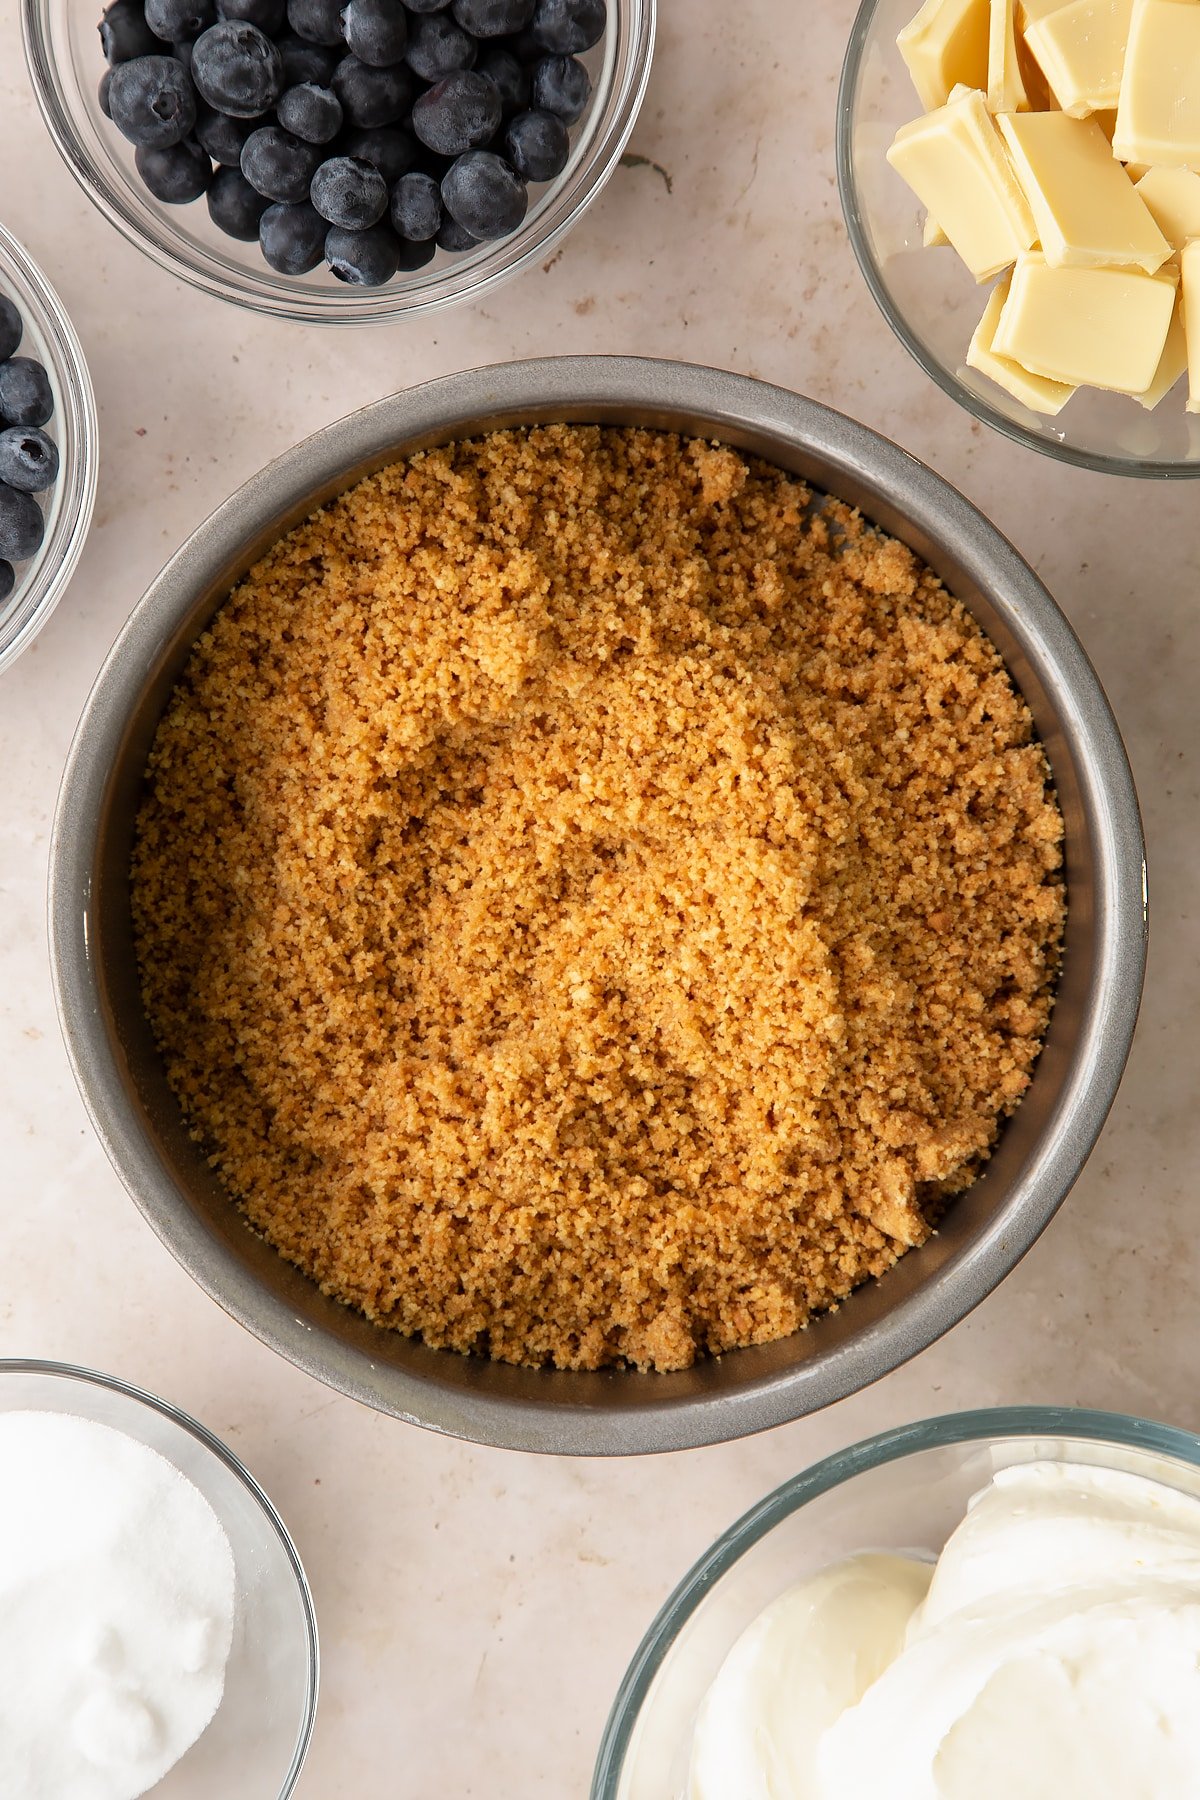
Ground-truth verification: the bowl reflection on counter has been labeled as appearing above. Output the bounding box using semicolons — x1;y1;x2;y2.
48;356;1146;1456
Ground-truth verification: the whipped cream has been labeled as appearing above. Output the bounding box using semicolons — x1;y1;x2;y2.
689;1460;1200;1800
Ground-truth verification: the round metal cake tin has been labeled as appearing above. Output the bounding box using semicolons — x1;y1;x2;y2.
48;357;1148;1456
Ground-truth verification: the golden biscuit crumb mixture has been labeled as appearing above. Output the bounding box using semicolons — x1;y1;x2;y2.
131;426;1065;1372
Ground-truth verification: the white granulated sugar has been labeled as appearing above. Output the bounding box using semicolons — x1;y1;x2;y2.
0;1410;236;1800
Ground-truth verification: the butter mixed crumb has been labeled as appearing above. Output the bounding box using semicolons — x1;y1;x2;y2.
130;427;1065;1372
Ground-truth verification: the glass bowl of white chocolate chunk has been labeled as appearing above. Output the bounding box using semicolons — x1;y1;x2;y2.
0;1360;317;1799
838;0;1200;474
592;1406;1200;1799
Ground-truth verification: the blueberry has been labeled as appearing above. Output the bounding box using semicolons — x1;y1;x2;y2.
191;20;285;116
0;359;54;429
441;148;525;238
241;125;322;201
0;298;21;364
286;0;343;43
259;199;327;270
99;0;163;65
277;81;343;141
331;55;414;127
136;136;214;199
310;154;388;226
435;211;478;251
216;0;287;28
404;0;452;10
405;13;477;79
504;107;567;180
0;485;45;563
338;125;418;181
172;37;196;74
324;221;400;283
530;52;588;122
0;427;59;494
207;162;271;234
109;54;198;147
195;102;256;162
530;0;604;53
389;169;442;239
0;561;13;605
99;66;115;116
145;0;215;36
412;71;501;156
476;46;529;115
452;0;535;32
342;0;408;67
396;234;436;270
276;29;340;84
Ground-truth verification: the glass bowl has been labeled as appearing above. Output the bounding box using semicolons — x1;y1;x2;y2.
837;0;1200;476
0;223;98;674
22;0;656;325
592;1405;1200;1796
0;1359;318;1797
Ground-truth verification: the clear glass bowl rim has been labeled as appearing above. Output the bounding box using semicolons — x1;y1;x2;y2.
0;221;99;673
590;1403;1200;1795
0;1355;319;1798
21;0;657;326
836;0;1200;481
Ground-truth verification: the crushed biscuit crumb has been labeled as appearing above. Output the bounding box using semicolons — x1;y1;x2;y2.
130;426;1065;1372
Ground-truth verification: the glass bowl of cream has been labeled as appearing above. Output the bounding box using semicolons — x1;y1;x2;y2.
592;1406;1200;1798
0;1359;317;1798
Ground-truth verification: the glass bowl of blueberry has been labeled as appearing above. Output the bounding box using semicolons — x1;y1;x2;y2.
22;0;656;324
0;223;98;674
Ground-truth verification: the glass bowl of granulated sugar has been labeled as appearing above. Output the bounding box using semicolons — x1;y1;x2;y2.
0;1359;318;1799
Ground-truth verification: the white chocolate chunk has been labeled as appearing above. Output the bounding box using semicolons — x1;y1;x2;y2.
1136;296;1188;408
1114;0;1200;167
1135;168;1200;249
966;276;1076;411
997;111;1170;269
992;251;1176;389
1181;239;1200;412
989;0;1031;109
1024;0;1135;116
898;0;992;111
887;89;1037;280
1014;42;1058;110
1017;0;1070;21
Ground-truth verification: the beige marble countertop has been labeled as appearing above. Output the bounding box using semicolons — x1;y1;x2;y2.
1;3;1195;1793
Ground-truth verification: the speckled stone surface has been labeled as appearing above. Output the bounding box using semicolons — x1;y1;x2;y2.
0;4;1195;1793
